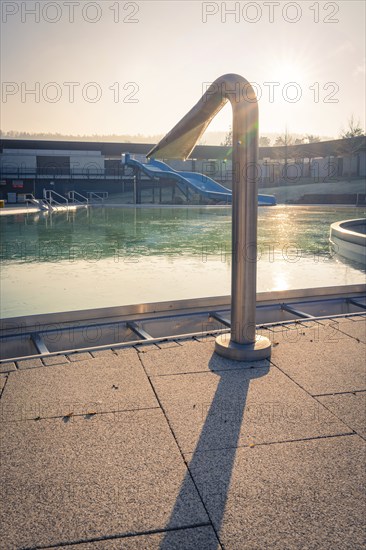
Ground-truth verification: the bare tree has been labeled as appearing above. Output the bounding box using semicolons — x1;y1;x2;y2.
274;130;295;169
274;131;294;147
305;134;321;143
259;136;271;146
220;128;232;146
340;115;365;139
338;117;366;180
302;136;322;177
222;131;271;147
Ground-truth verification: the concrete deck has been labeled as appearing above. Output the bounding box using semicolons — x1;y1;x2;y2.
1;316;365;549
0;204;86;216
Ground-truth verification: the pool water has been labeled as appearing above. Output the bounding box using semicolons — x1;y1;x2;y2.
1;205;365;318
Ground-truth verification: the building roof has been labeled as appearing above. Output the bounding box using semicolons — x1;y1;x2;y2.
1;136;365;160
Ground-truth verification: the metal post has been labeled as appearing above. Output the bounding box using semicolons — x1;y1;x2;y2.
136;172;141;204
147;74;271;362
214;78;271;361
133;176;137;204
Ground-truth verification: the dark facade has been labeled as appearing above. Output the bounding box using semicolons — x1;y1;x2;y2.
0;137;365;201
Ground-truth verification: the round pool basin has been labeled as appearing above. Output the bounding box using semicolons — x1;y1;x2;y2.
330;218;366;265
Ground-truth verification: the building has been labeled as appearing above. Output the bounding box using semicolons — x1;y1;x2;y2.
0;136;365;202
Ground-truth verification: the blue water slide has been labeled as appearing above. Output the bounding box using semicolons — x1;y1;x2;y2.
124;154;276;205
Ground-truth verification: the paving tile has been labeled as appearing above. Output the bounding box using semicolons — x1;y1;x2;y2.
151;367;350;454
134;343;160;353
265;322;303;333
0;361;16;373
347;314;366;321
185;435;366;550
141;339;269;377
297;320;323;328
317;392;366;438
194;334;217;342
323;317;366;343
320;314;365;323
56;526;219;549
270;323;366;395
68;351;93;362
266;322;340;340
0;409;208;549
90;349;118;358
1;354;158;421
0;374;7;394
157;340;182;349
114;345;139;355
17;357;43;369
279;322;308;330
42;354;69;366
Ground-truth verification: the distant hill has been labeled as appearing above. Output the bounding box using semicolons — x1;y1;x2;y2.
0;130;334;146
0;130;165;144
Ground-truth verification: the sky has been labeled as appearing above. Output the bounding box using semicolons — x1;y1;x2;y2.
0;0;365;142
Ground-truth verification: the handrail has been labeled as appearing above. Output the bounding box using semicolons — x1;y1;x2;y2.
24;193;53;211
87;191;108;203
67;190;89;204
43;189;68;206
148;74;271;361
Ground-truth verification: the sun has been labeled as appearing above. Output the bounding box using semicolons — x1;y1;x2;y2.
265;46;313;85
272;61;305;84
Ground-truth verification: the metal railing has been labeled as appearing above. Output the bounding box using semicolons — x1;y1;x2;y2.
67;190;89;204
24;193;52;211
43;189;68;206
87;191;108;203
24;193;36;203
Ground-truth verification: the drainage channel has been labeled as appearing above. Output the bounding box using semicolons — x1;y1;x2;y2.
1;293;365;364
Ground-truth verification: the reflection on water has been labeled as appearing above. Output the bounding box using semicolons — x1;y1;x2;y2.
1;206;365;317
2;205;365;263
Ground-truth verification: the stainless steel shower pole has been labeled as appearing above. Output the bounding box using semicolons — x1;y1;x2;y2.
147;74;271;361
214;77;271;361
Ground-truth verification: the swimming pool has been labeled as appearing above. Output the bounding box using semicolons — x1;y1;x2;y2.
1;205;365;318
